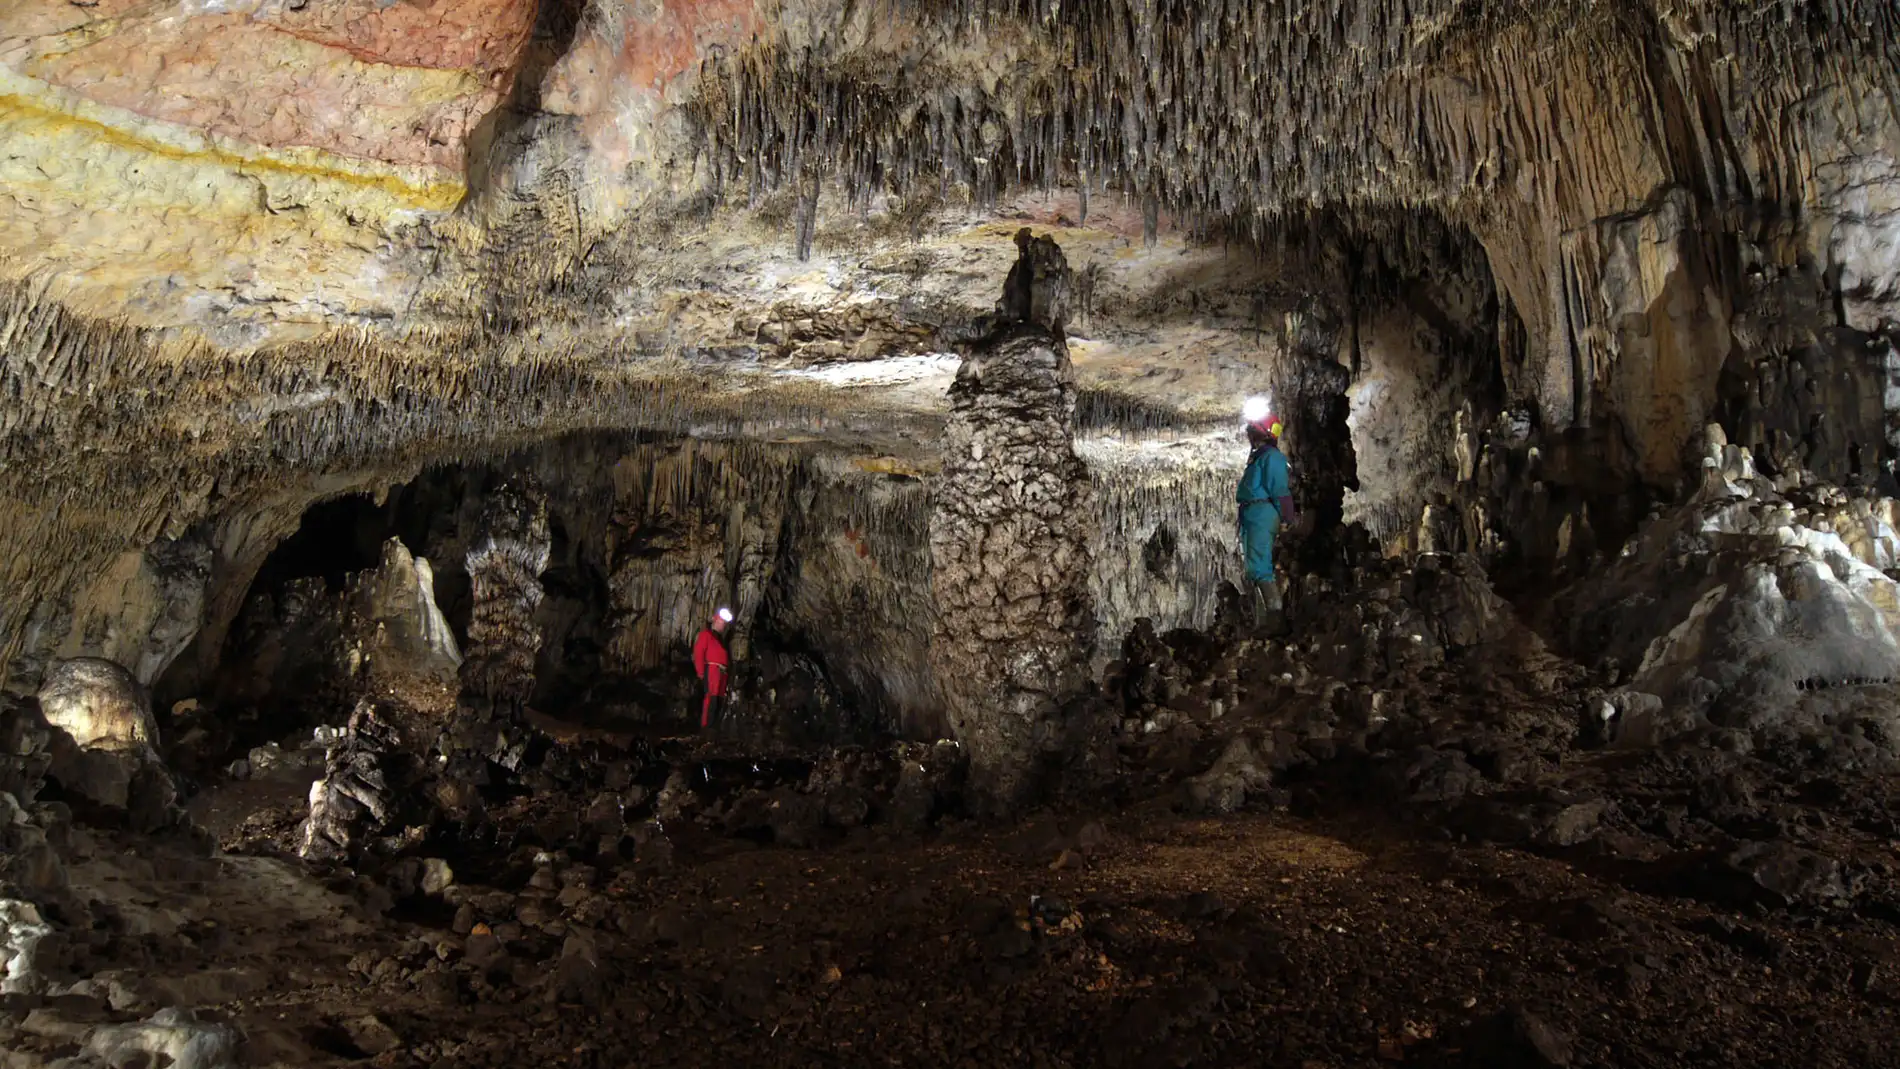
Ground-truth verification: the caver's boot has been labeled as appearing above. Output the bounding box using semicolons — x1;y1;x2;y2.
1251;578;1287;637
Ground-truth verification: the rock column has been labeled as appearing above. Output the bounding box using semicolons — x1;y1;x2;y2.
1274;350;1359;583
929;230;1096;813
458;477;552;719
438;477;551;802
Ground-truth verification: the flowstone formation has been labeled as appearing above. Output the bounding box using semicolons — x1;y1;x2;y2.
930;231;1096;812
1565;425;1900;757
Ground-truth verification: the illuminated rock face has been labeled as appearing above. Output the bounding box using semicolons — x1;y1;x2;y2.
4;0;531;174
36;657;154;753
541;0;759;176
0;0;534;333
0;0;1894;427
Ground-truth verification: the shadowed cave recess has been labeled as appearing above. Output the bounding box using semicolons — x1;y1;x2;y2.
3;0;1900;1066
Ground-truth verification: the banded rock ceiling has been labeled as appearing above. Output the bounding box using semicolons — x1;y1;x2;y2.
1;0;1898;667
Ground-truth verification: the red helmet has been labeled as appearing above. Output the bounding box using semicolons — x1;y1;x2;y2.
1248;414;1284;438
1241;397;1281;438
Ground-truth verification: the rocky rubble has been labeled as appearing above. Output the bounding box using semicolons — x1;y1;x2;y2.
1083;431;1900;942
0;691;259;1069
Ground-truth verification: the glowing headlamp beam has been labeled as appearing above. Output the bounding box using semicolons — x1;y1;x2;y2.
1241;396;1271;424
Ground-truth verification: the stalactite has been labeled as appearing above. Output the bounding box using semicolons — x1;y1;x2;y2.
675;0;1899;465
1087;465;1240;644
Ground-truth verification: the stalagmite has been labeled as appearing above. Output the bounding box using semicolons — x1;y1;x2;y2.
299;700;400;862
929;230;1096;813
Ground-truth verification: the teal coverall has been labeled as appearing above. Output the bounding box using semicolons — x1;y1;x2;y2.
1236;444;1291;581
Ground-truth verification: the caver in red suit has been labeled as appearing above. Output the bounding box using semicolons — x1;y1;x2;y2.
692;608;733;729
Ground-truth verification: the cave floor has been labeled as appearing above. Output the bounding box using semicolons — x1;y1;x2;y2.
16;791;1899;1069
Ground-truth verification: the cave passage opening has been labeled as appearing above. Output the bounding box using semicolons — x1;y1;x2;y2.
152;433;932;783
248;493;395;594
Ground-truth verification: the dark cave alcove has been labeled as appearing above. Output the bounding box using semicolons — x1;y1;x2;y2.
151;433;925;779
153;487;445;773
247;493;393;593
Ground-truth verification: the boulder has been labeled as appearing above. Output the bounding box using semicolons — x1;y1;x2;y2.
822;785;871;828
0;899;58;995
552;931;604;1006
1451;792;1609;848
1464;1006;1572;1067
1185;735;1273;814
339;1014;403;1057
1388;747;1484;805
1715;841;1857;909
41;731;180;834
35;659;156;754
420;858;455;896
886;742;962;831
84;1006;240;1069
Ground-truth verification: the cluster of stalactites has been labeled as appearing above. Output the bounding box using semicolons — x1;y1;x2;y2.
611;440;804;530
601;442;805;672
1089;466;1242;636
689;0;1900;254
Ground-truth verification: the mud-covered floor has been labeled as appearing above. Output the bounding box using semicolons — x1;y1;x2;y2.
12;774;1899;1069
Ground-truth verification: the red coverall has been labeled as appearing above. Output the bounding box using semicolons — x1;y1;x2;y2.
691;627;729;727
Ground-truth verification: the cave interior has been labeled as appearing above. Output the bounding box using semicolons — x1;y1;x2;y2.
2;0;1900;1065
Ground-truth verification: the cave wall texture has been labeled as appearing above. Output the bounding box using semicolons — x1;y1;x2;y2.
6;0;1895;396
175;433;1242;743
1;0;1899;769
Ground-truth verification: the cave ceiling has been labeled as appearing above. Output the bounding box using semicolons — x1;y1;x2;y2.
1;1;1897;525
